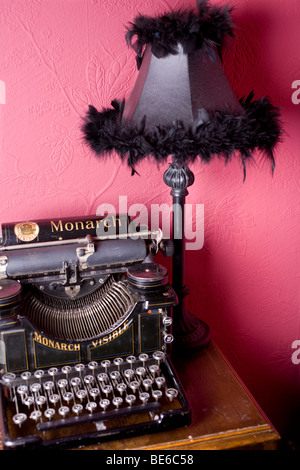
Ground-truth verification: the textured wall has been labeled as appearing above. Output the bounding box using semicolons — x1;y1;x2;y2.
0;0;299;441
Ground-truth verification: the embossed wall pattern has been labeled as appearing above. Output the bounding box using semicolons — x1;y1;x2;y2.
0;0;299;441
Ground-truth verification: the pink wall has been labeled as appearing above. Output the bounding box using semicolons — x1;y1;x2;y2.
0;0;299;442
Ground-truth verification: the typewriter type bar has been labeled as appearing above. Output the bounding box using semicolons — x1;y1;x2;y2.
0;216;191;449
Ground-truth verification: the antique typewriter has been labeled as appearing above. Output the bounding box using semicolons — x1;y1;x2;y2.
0;214;190;450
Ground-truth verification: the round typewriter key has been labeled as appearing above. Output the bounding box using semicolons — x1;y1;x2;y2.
2;372;16;384
153;351;165;363
155;376;166;389
72;403;83;415
136;367;146;378
112;396;123;408
76;389;87;402
165;388;178;402
116;383;127;395
152;390;163;401
97;372;108;383
142;378;153;391
86;401;97;413
24;396;34;408
88;361;98;373
61;365;72;376
61;367;72;382
110;370;120;381
125;394;136;406
75;363;85;376
100;360;110;372
36;395;47;407
126;355;136;368
3;373;16;400
84;374;94;385
139;392;150;404
57;378;68;390
113;357;123;369
13;413;27;427
138;353;149;365
70;377;81;388
17;384;28;396
63;392;74;403
45;408;55;420
49;393;60;405
30;383;41;394
89;388;100;399
100;398;110;410
44;381;55;392
34;370;44;380
58;406;69;417
149;364;159;376
102;384;112;396
48;367;59;377
30;410;42;422
34;371;45;390
124;369;134;380
129;381;140;393
21;371;31;381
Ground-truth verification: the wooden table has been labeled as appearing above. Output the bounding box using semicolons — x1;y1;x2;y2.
85;342;280;451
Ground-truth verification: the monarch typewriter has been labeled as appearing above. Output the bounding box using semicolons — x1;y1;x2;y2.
0;214;190;450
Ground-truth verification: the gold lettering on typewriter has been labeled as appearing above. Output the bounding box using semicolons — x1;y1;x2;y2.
50;216;122;234
91;320;130;348
34;332;80;351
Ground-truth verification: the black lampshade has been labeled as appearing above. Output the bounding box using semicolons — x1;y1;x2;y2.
122;43;242;129
83;1;282;178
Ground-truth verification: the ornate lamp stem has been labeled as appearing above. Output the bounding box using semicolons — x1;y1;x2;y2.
163;158;210;354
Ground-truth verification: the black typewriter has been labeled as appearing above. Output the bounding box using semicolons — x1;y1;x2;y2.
0;214;190;450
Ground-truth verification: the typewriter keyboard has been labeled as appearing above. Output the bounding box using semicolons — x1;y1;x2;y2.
0;352;190;449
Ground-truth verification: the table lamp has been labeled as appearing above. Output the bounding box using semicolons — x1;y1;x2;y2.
82;0;282;354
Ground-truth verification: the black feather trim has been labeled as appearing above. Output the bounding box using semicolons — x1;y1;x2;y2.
125;2;234;62
82;93;282;179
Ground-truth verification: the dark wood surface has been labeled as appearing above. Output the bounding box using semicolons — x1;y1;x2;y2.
84;342;280;450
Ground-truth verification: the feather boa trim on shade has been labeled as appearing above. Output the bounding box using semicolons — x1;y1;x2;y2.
82;92;282;179
125;4;234;66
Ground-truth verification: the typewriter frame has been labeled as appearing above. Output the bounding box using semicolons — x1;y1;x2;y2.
0;217;191;450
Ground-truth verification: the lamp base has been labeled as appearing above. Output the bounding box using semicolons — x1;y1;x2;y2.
171;294;210;356
173;315;210;353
